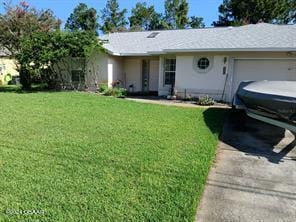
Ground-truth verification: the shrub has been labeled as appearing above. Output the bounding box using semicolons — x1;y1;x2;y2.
4;73;12;83
197;95;215;106
111;80;122;88
183;94;192;101
98;83;108;93
9;76;20;85
103;87;127;98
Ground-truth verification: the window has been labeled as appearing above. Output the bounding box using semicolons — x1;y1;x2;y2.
193;56;213;73
71;70;85;82
197;58;210;70
147;32;160;38
164;58;176;85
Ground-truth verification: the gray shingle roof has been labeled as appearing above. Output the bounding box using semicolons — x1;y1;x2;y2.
100;23;296;56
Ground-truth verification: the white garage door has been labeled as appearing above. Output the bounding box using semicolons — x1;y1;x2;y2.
232;59;296;97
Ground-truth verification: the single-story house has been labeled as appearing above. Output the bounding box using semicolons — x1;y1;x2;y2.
82;23;295;102
0;50;19;85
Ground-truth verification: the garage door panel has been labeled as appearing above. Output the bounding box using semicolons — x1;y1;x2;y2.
232;59;296;96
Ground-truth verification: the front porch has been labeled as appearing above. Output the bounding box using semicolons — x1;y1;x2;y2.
107;55;175;97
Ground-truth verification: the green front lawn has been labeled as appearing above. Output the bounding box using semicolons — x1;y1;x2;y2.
0;92;225;221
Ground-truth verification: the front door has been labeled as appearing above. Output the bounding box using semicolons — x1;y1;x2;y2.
142;60;150;92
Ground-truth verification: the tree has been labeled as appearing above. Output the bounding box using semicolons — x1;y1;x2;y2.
213;0;296;27
100;0;128;33
0;1;61;89
0;1;61;57
149;12;167;30
188;16;205;28
65;3;98;34
164;0;189;29
129;2;161;31
17;31;101;89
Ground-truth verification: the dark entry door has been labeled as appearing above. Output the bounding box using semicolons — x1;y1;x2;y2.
142;60;150;92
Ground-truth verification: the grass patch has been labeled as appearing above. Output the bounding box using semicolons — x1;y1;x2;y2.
0;92;225;221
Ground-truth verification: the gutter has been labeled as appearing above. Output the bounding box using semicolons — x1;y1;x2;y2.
105;49;120;56
105;50;163;57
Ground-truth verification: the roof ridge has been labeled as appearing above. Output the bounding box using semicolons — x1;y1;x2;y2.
102;26;237;35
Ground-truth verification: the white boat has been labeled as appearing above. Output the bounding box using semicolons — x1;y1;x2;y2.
233;81;296;132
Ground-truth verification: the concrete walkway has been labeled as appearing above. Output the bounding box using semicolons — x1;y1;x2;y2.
125;97;227;109
197;112;296;222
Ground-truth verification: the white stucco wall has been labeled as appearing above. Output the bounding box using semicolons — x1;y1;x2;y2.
108;56;124;87
58;51;110;90
160;52;296;102
83;51;295;100
0;58;19;85
85;51;109;89
149;59;159;91
123;57;159;92
124;59;142;92
174;55;228;100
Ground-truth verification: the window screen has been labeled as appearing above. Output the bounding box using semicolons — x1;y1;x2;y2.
164;59;176;85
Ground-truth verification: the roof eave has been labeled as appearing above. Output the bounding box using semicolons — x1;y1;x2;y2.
118;53;155;56
163;48;296;53
106;51;165;56
103;47;296;56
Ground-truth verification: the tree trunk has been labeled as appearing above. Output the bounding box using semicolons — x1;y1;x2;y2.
20;67;32;90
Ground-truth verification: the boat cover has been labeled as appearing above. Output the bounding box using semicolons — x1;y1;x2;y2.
236;81;296;123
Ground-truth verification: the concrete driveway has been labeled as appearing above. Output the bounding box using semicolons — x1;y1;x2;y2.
197;111;296;222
